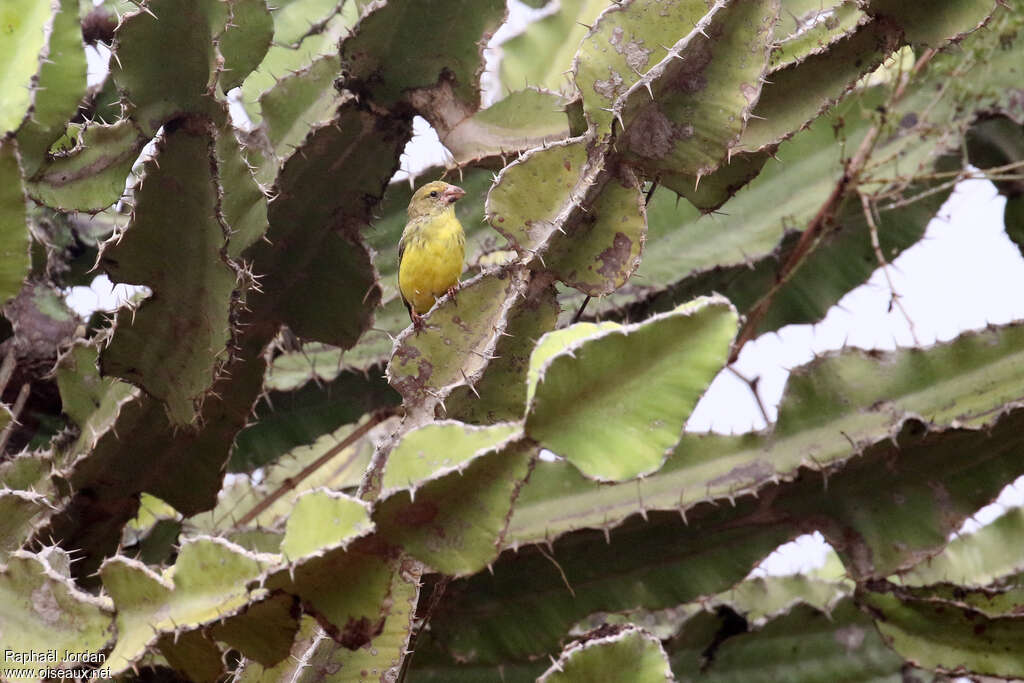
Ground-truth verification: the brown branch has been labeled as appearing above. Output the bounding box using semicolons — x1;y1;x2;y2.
235;408;396;527
860;191;919;344
0;383;31;455
729;49;938;362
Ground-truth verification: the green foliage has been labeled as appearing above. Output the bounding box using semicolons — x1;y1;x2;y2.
4;0;1024;680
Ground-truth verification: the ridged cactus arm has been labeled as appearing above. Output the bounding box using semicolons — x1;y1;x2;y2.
525;296;738;481
100;537;276;674
0;551;114;679
25;120;149;213
539;627;673;683
446;283;560;424
437;88;573;166
0;0;52;135
386;268;529;414
110;0;228;136
573;0;711;138
243;103;409;348
501;0;611;93
859;586;1024;678
614;0;778;179
0;490;48;562
373;424;535;576
0;140;31;305
98;121;237;426
232;570;419;682
218;0;274;92
340;0;506;111
13;0;87;176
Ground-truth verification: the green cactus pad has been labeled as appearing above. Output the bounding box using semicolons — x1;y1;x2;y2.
56;341;125;429
340;0;505;108
526;319;622;405
0;451;51;491
861;587;1024;678
738;19;900;152
45;332;269;578
26;120;147;212
381;421;520;494
280;490;374;560
545;165;646;296
447;284;560;424
616;0;778;178
574;0;708;137
376;435;534;576
246;104;407;348
0;490;48;562
210;592;301;668
539;627;672;683
0;140;30;305
671;598;906;681
485;137;593;252
902;506;1024;588
101;537;274;673
264;537;398;648
218;124;269;258
863;0;997;48
0;551;114;679
509;322;1024;554
500;0;610;94
0;0;51;133
252;55;345;185
219;0;274;91
657;149;770;212
111;0;228;135
387;269;528;406
234;568;418;682
440;88;572;165
14;0;87;175
157;629;225;683
237;0;356;126
770;2;864;70
100;122;236;425
525;296;738;481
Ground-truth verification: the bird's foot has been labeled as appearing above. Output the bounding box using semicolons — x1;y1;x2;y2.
410;310;425;332
446;284;460;307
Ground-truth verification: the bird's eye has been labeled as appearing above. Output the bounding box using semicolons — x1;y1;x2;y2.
429;190;439;198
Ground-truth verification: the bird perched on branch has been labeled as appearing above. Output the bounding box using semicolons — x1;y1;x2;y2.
398;180;466;328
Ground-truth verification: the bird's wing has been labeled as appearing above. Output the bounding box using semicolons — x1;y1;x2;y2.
397;225;412;314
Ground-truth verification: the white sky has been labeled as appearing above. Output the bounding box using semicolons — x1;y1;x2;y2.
66;0;1024;578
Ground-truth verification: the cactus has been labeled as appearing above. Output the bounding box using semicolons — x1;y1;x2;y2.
3;0;1024;680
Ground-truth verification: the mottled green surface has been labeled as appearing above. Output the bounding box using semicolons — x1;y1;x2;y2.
15;0;87;174
0;140;30;304
540;628;672;682
0;0;51;133
100;125;235;425
376;436;534;576
26;120;146;212
526;298;737;480
0;552;114;679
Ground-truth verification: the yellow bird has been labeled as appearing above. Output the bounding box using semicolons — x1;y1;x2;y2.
398;180;467;328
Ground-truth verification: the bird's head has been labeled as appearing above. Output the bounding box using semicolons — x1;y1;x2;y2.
408;181;466;219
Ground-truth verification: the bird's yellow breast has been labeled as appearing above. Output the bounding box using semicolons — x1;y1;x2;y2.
398;208;465;315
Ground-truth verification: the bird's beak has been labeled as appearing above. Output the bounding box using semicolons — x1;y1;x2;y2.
442;185;466;204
